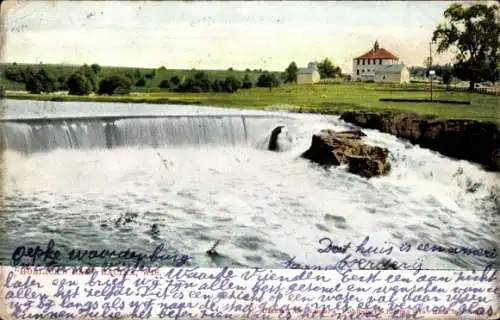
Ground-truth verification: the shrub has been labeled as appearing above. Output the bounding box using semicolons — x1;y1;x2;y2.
159;79;171;89
242;74;253;89
67;72;92;95
25;77;42;94
170;76;181;86
98;75;132;95
135;77;146;87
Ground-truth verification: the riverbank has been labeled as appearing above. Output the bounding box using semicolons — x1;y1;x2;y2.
340;111;500;172
5;82;500;123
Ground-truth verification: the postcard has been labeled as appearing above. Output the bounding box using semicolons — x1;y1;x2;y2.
0;1;498;319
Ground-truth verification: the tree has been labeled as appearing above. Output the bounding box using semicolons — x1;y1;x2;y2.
34;68;57;93
432;3;500;90
67;72;92;95
442;69;452;88
223;76;241;93
4;65;25;82
134;69;142;79
193;72;212;91
170;76;181;86
284;61;298;83
135;77;146;87
98;75;132;95
145;70;156;79
159;79;171;89
317;58;339;78
242;74;253;89
373;40;380;51
90;63;101;74
256;72;280;91
56;75;68;91
25;76;42;94
79;64;97;92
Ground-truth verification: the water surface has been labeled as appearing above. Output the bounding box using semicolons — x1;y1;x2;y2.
1;100;498;269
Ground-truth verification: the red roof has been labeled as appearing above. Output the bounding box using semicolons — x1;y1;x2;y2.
355;48;398;60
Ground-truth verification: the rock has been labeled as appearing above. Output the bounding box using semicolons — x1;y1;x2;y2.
268;126;284;151
337;129;367;137
206;239;221;257
346;154;391;178
301;129;390;178
340;111;500;172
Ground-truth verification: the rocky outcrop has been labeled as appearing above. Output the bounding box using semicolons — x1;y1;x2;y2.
268;126;284;151
340;111;500;171
301;129;390;178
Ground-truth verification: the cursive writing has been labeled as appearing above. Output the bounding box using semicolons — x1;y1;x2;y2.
11;239;193;268
2;265;498;319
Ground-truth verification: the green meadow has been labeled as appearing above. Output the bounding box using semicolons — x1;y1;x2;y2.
2;63;498;124
6;83;499;124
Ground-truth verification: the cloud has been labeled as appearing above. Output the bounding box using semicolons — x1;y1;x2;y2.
3;1;455;70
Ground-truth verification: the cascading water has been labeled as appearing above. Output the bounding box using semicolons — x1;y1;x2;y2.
0;99;498;270
0;115;293;153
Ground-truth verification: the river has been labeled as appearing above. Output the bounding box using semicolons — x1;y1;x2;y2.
0;99;498;269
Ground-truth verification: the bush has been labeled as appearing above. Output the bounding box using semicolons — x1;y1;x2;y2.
24;68;57;94
212;79;223;92
256;72;280;89
98;75;132;95
67;72;92;95
35;68;57;93
170;76;181;86
90;63;101;74
242;74;253;89
57;75;68;91
4;66;25;82
79;65;98;92
25;77;42;94
442;71;452;85
159;79;171;89
134;69;142;79
223;76;241;93
135;77;146;87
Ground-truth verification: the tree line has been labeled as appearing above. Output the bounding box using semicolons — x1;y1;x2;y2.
2;64;286;95
2;56;344;96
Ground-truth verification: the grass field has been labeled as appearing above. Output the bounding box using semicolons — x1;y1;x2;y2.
5;82;499;124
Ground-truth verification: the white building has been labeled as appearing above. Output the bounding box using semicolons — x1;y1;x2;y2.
297;62;321;84
352;46;410;84
374;64;410;84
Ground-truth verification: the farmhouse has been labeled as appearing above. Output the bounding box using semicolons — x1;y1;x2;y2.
297;62;320;84
352;43;410;84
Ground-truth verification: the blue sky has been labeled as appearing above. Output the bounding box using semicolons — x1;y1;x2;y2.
2;1;467;72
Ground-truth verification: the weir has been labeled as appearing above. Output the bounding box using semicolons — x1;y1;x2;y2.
0;115;293;154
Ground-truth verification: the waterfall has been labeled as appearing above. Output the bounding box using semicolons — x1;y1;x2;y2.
0;115;292;154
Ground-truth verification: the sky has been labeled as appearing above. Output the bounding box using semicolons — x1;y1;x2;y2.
0;0;477;72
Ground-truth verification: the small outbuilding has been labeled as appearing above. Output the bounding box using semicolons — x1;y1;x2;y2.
297;62;320;84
